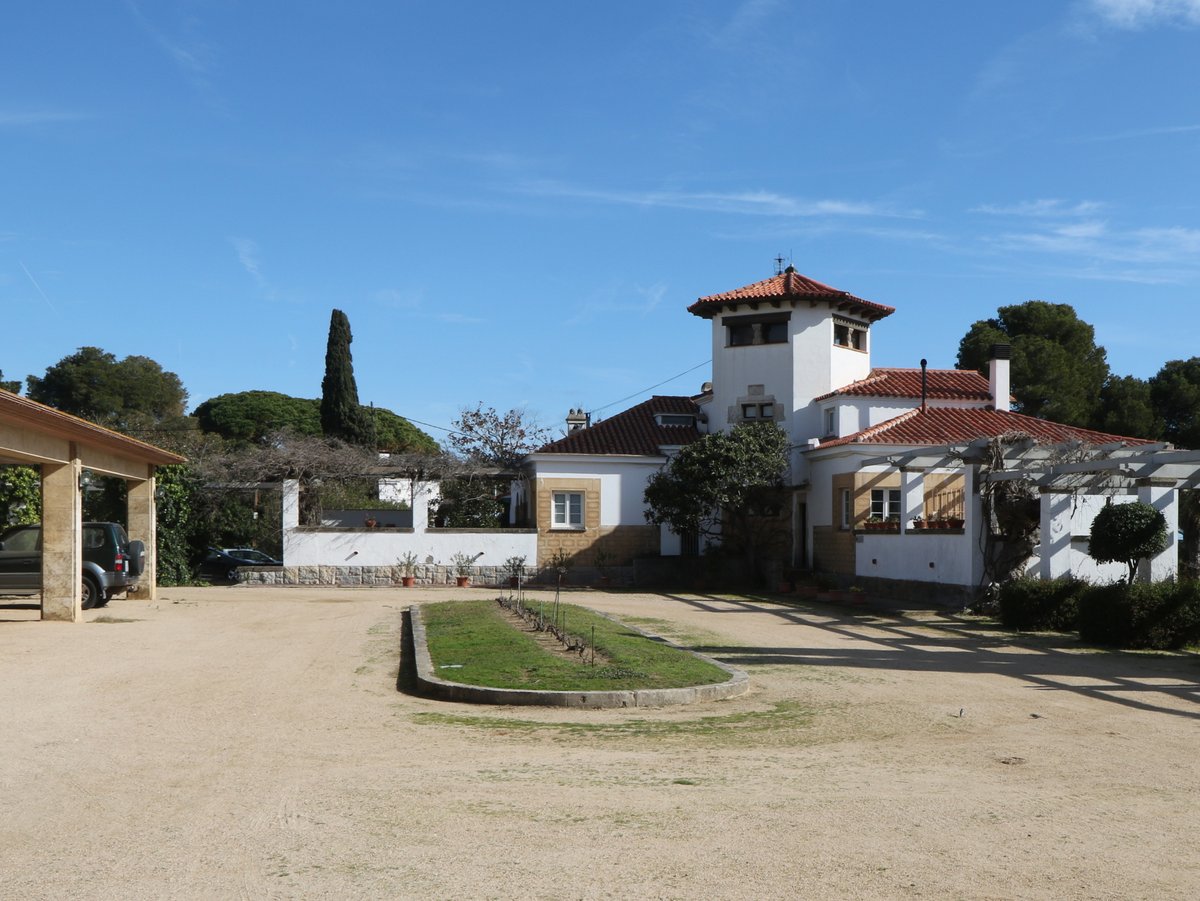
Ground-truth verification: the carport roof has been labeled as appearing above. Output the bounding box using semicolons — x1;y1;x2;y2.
0;389;185;467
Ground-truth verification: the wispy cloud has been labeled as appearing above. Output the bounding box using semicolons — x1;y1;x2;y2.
436;312;486;325
706;0;785;47
0;109;93;127
1087;0;1200;29
973;199;1107;217
373;288;422;309
564;280;671;327
516;180;921;219
972;197;1200;282
124;0;217;95
230;237;263;284
1068;123;1200;143
990;220;1200;271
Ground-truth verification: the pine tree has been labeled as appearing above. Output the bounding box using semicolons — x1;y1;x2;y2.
320;310;373;445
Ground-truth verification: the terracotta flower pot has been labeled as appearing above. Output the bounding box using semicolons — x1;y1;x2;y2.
401;576;415;588
456;576;470;588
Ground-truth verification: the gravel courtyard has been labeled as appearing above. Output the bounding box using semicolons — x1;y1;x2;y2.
2;585;1197;900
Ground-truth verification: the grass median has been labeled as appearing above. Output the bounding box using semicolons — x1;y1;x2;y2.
420;599;730;692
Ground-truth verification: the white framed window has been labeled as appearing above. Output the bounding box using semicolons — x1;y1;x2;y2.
824;407;836;436
552;491;584;529
840;489;851;529
871;489;902;521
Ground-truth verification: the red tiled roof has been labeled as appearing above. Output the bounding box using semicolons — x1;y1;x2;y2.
688;266;895;321
534;396;702;457
815;406;1156;450
815;368;995;402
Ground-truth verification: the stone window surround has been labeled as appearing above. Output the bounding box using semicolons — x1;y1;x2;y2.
730;384;782;425
551;490;585;530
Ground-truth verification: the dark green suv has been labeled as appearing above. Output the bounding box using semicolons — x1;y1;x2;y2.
0;522;145;609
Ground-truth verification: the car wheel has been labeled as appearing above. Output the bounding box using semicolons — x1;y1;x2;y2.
227;568;239;583
82;574;103;610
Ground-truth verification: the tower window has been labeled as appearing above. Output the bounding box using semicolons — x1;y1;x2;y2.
833;318;867;351
724;313;789;347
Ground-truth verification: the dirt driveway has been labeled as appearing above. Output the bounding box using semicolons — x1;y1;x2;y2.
2;586;1198;899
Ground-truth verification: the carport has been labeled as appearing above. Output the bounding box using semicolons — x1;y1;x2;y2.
0;390;184;622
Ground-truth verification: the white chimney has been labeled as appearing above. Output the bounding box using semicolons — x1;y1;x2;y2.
989;344;1011;412
566;408;589;432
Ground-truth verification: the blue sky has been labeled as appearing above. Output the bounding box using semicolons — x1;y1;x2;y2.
4;0;1199;441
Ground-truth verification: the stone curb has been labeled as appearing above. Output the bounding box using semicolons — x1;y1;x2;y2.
408;603;749;709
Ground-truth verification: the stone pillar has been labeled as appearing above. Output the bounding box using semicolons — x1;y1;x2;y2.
900;467;924;535
1137;480;1178;583
1039;489;1073;580
126;470;156;600
41;458;82;622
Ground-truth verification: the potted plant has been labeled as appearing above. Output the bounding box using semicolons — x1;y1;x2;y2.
948;516;965;529
398;551;419;587
503;554;526;588
592;549;613;587
910;514;926;530
863;515;884;531
451;552;474;588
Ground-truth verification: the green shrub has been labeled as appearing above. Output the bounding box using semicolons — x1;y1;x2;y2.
998;577;1085;632
1087;501;1168;583
1077;581;1200;649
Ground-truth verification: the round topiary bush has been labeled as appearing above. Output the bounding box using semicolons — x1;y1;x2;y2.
1087;501;1168;583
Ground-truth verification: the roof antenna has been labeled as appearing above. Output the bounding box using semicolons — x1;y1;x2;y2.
774;254;786;276
920;359;928;412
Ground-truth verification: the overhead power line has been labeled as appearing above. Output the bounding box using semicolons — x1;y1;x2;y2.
589;359;712;417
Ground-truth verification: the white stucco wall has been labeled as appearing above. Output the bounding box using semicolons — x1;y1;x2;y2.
528;455;665;527
855;531;975;587
279;479;537;569
282;526;537;569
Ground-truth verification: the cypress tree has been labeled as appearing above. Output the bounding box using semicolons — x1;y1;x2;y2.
320;309;373;445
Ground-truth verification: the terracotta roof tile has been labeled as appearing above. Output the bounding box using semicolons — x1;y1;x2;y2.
535;396;702;457
816;368;995;402
688;266;895;321
816;406;1156;450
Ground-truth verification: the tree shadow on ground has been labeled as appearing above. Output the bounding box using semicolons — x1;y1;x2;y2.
654;592;1200;722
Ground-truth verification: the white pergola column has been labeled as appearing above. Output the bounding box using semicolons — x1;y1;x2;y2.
1039;488;1074;580
1137;479;1179;583
900;467;924;535
282;479;301;529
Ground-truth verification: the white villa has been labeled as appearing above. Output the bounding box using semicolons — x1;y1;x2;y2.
523;266;1191;598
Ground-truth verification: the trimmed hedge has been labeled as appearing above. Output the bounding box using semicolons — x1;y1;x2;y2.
997;577;1200;649
998;577;1086;632
1076;580;1200;650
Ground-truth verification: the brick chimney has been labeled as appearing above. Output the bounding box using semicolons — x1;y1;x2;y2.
989;344;1011;412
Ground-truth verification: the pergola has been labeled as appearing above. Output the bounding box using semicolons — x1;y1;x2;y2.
861;437;1199;584
0;390;184;622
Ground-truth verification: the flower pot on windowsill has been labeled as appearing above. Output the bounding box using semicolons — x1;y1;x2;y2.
948;518;965;530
